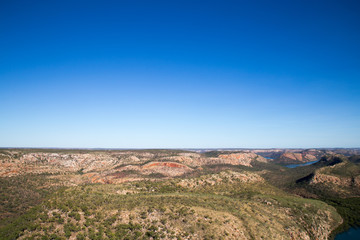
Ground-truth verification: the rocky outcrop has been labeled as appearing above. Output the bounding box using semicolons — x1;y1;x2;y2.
178;170;264;189
275;149;325;164
141;161;193;176
309;157;360;188
296;155;360;197
0;150;267;178
310;173;360;186
217;152;267;166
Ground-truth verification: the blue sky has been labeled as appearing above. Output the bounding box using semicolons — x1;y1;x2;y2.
1;0;359;148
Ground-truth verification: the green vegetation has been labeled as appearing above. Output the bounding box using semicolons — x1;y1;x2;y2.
0;174;62;228
260;156;360;238
325;198;360;234
0;171;341;239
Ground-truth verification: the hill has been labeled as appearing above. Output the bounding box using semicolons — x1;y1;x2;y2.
1;170;341;240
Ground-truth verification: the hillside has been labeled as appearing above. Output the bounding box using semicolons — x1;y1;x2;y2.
1;170;341;240
260;154;360;235
294;155;360;198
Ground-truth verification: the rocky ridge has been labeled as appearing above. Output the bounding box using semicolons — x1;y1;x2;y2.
0;150;268;184
274;149;325;165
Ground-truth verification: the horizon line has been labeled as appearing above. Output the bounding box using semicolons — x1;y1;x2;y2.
1;147;359;150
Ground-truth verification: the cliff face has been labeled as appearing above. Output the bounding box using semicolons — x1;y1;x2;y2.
251;149;284;159
275;149;325;164
217;152;267;166
310;172;360;196
294;155;360;198
310;166;360;197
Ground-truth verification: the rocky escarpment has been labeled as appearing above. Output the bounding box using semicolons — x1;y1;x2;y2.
311;172;360;186
295;155;360;197
0;150;266;179
0;150;268;187
251;149;284;159
115;161;193;178
0;150;142;177
177;170;264;189
0;150;181;177
217;152;267;166
158;152;267;168
275;149;325;165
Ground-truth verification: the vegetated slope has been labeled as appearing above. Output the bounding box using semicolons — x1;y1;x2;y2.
263;154;360;236
272;149;326;165
295;155;360;198
0;170;341;240
0;174;63;228
301;155;360;235
348;155;360;164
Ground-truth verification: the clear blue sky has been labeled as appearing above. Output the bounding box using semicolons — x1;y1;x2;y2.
1;0;359;148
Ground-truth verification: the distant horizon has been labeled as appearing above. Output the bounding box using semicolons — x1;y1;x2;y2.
1;146;359;150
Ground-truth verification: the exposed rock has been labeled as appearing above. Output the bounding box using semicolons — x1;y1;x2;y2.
310;173;360;186
275;149;325;164
178;170;264;189
0;150;266;178
217;152;267;166
142;161;193;176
